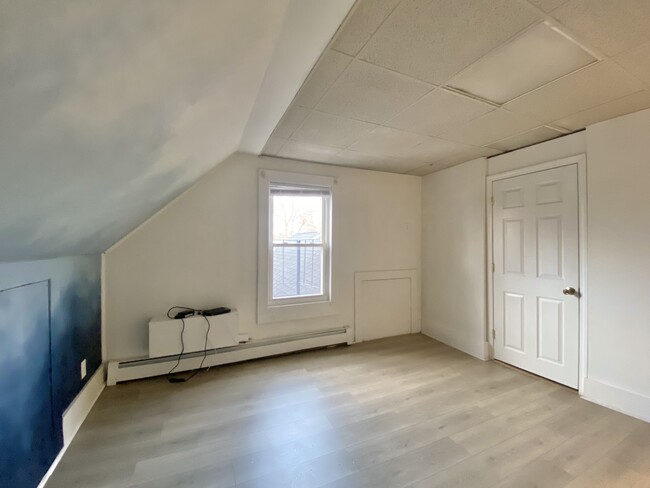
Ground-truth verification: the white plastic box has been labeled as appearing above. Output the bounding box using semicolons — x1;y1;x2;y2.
148;310;239;358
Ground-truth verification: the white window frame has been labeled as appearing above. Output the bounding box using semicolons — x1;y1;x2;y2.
257;169;336;324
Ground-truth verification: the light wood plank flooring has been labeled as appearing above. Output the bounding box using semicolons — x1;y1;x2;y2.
46;334;650;488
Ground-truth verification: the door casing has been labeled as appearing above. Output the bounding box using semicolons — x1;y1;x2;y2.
487;154;588;394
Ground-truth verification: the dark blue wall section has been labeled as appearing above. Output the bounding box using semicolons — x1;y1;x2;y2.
49;262;102;420
0;281;59;488
0;255;101;488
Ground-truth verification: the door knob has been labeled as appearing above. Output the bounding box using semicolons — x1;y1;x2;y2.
563;287;577;296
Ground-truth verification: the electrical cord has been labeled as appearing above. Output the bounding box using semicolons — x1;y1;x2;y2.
197;315;212;373
166;306;212;383
166;317;186;380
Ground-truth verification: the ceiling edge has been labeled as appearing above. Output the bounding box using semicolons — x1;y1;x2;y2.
239;0;356;154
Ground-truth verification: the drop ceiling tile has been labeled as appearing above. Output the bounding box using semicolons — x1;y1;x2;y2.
408;146;502;174
439;109;541;146
392;137;471;164
334;149;390;167
277;141;341;163
291;111;377;148
335;150;421;173
331;0;403;56
551;0;650;56
449;23;596;104
407;163;442;176
316;60;433;124
553;91;650;130
527;0;569;13
262;136;287;156
272;106;310;139
348;126;428;156
293;50;353;108
504;61;644;123
359;0;538;85
488;126;564;151
437;146;502;167
615;41;650;87
385;88;494;136
366;159;424;174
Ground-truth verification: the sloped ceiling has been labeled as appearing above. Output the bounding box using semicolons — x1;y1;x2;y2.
262;0;650;175
0;0;354;262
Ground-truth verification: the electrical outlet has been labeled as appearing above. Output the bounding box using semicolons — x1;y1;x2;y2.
80;359;87;380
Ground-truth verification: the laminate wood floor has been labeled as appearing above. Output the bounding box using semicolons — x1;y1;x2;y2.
46;334;650;488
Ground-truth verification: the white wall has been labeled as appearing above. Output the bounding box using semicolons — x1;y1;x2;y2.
419;134;586;363
421;158;487;360
583;109;650;421
485;118;650;421
104;152;421;360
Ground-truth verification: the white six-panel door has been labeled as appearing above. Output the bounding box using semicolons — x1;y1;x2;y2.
492;164;580;388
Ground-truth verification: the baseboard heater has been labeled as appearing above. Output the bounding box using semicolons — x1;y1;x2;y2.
107;326;352;385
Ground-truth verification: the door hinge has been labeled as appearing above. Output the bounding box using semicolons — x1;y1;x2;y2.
492;329;496;340
491;196;494;205
492;263;495;272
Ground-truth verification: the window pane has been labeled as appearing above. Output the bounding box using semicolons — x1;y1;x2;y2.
272;245;323;299
272;195;323;244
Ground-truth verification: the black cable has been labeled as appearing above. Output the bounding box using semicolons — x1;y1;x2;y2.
167;317;186;379
166;306;212;383
199;314;212;372
166;306;194;319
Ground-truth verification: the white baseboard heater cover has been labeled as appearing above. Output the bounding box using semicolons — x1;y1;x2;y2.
149;310;240;358
107;326;352;385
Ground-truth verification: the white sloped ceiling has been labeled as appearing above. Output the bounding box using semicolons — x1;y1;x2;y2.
0;0;354;262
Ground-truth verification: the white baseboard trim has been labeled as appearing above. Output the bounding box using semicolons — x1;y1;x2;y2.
582;377;650;423
62;365;106;444
108;326;353;385
38;365;106;488
420;328;488;361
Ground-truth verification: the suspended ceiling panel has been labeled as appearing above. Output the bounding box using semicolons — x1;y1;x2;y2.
386;89;494;137
263;0;650;175
359;0;539;85
550;0;650;56
488;126;565;152
504;61;644;123
449;23;597;104
316;60;434;123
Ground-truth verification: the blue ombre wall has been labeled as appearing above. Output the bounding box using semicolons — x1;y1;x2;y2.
0;255;101;487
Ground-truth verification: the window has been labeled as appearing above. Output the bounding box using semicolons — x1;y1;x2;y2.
271;184;329;301
258;170;334;323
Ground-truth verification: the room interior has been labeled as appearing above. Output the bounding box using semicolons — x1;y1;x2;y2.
1;0;649;487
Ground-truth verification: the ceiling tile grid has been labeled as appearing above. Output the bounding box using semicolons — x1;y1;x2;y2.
439;109;543;147
385;88;495;137
348;126;429;156
549;0;650;57
316;60;434;124
447;23;597;104
293;50;353;109
291;111;377;148
527;0;569;13
488;126;565;151
358;0;539;85
504;61;644;124
263;0;650;174
553;91;650;131
331;0;404;56
614;41;650;88
277;141;341;163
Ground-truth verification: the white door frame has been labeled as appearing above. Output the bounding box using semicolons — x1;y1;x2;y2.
486;154;588;394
